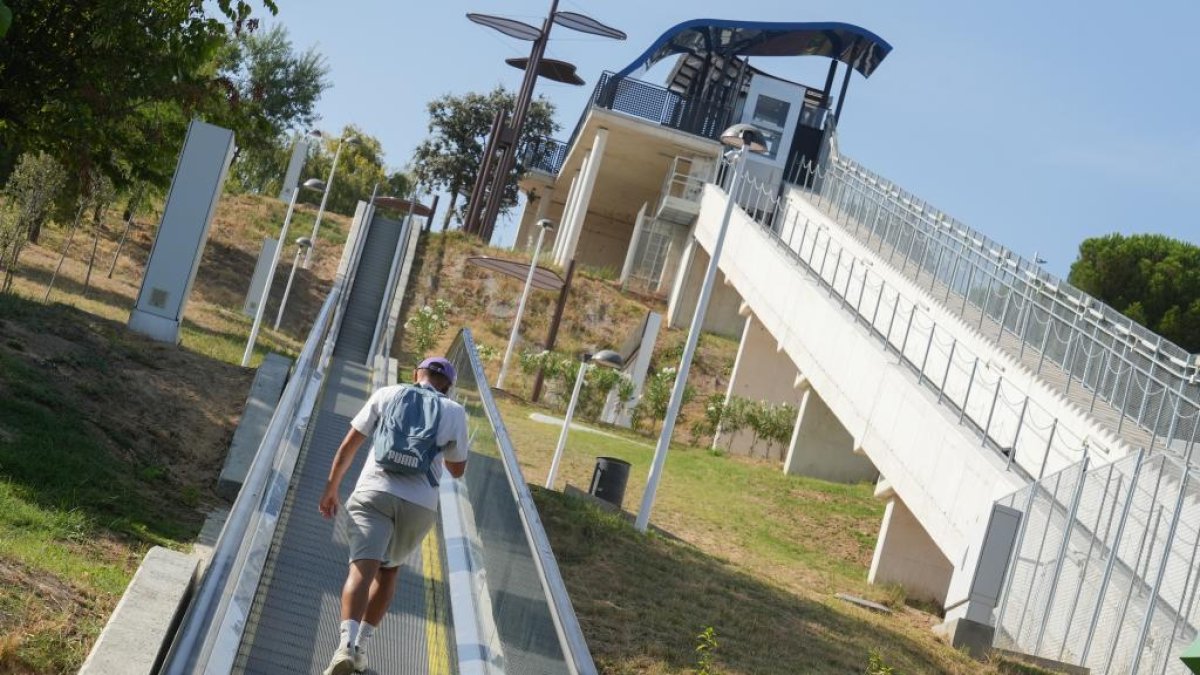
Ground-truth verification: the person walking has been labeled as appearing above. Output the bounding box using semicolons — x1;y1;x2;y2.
318;356;469;675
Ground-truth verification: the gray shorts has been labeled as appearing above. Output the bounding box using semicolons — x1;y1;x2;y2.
345;490;437;568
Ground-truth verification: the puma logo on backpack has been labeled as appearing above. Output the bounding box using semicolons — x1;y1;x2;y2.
372;384;443;486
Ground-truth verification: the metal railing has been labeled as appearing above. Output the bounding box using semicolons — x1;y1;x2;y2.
446;329;598;675
784;154;1200;463
161;202;375;674
712;157;1132;482
994;450;1200;673
522;137;570;177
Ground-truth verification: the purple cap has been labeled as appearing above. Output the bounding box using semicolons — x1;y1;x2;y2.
418;356;457;385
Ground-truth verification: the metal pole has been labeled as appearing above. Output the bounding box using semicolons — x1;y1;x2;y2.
1081;448;1147;664
960;357;979;423
303;138;346;268
1038;419;1059;480
1058;463;1116;661
983;379;1003;446
1015;471;1066;645
243;187;300;367
995;481;1040;641
532;259;575;402
1008;397;1029;470
43;204;86;303
106;206;138;278
497;225;549;389
938;341;957;405
636;148;747;533
1033;456;1091;655
545;359;589;489
272;245;305;330
1128;468;1185;672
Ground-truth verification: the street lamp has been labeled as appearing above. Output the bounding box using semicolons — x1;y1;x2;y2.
272;236;313;331
302;130;359;268
496;218;556;389
545;349;624;490
634;123;766;532
242;178;326;367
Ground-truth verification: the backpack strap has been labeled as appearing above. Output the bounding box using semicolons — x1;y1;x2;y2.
409;384;445;488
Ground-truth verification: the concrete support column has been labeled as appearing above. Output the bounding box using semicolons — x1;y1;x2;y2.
519;186;555;251
554;128;608;266
713;313;803;459
552;172;581;261
665;241;743;337
868;495;954;606
619;202;649;286
783;384;878;483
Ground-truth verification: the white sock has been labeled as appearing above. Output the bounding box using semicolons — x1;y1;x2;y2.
357;623;376;649
339;619;360;650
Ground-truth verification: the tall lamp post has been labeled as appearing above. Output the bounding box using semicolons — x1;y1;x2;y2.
634;124;766;533
242;178;326;367
303;131;359;268
496;218;555;389
545;349;624;490
463;4;624;243
272;236;313;330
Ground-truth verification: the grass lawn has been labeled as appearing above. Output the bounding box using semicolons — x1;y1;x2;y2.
494;398;1052;674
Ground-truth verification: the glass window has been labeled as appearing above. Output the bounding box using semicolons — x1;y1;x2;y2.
752;95;790;129
754;127;783;160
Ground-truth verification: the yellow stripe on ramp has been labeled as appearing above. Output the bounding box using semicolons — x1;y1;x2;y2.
422;526;451;674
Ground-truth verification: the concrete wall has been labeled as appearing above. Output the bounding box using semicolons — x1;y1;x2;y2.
666;240;745;339
784;385;878;483
574;209;636;272
689;184;1030;614
869;495;954;605
714;314;803;459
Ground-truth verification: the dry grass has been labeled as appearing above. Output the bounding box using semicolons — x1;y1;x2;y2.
0;192;350;672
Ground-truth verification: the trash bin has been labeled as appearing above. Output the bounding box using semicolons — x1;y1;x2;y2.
588;457;631;508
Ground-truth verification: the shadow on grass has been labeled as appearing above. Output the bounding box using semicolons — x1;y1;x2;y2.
0;292;249;546
534;487;977;675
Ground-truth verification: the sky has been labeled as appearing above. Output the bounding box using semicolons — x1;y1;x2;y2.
268;0;1199;278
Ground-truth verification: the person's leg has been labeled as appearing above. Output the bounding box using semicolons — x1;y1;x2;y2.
341;558;383;622
363;565;400;626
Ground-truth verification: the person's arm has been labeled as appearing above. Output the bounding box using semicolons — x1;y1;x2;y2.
442;404;470;479
318;428;367;519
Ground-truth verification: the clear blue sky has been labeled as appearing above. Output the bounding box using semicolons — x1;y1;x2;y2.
270;0;1198;277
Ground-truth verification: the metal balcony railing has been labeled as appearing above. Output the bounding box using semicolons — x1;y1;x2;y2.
522;137;570;177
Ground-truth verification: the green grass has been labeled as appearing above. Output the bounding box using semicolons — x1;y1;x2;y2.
496;399;1029;673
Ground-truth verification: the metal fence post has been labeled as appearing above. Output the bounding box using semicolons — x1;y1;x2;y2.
1015;471;1067;645
899;305;917;363
960;357;980;423
1058;463;1117;662
1081;448;1146;665
983;378;1003;447
1033;456;1091;656
995;482;1041;641
938;341;957;406
1130;468;1190;674
1007;396;1029;471
1038;419;1059;480
918;325;936;386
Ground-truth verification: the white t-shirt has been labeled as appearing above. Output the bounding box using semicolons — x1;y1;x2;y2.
350;383;470;511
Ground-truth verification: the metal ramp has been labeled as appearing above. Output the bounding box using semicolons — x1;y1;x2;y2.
160;201;596;675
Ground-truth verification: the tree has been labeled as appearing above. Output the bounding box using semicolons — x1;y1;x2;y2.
412;87;558;231
299;125;393;216
1068;233;1200;352
219;24;331;194
0;152;66;289
0;1;276;192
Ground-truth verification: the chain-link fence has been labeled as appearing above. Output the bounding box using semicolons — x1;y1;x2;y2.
994;451;1200;673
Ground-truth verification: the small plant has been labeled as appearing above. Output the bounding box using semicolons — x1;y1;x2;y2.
695;626;719;675
866;649;895;675
476;342;498;364
405;298;454;354
632;366;694;432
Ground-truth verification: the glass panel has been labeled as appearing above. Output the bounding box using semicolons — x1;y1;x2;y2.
752;95;790;129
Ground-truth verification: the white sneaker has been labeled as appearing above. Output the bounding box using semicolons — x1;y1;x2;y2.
323;645;357;675
353;646;368;673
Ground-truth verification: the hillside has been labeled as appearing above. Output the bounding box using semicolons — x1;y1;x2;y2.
0;192;349;672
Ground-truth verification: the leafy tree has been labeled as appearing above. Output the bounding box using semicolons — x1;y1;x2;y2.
412;86;558;231
299;125;400;216
0;152;66;289
0;0;275;191
1068;233;1200;351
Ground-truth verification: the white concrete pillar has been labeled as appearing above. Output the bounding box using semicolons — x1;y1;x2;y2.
666;234;697;328
665;243;744;337
619;202;649;286
783;384;878;483
551;173;580;261
555;128;608;266
713;313;805;459
868;495;954;606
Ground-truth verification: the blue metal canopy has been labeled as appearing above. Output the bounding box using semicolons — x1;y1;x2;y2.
614;19;893;80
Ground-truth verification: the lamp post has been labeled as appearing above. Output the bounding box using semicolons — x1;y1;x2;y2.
546;349;624;490
496;218;556;389
634;124;766;532
303;131;359;268
242;178;325;367
272;236;313;331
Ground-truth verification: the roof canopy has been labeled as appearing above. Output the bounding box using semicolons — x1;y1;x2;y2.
615;19;893;80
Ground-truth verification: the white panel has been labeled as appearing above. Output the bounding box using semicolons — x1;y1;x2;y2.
277;139;309;202
243;237;279;316
130;119;235;343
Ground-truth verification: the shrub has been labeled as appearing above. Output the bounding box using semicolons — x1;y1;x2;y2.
405;298;454;354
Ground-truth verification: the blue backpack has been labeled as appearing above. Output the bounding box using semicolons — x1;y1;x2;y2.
372;384;444;486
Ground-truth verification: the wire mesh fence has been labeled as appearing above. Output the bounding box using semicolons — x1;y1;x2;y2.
784;154;1200;466
994;451;1200;673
